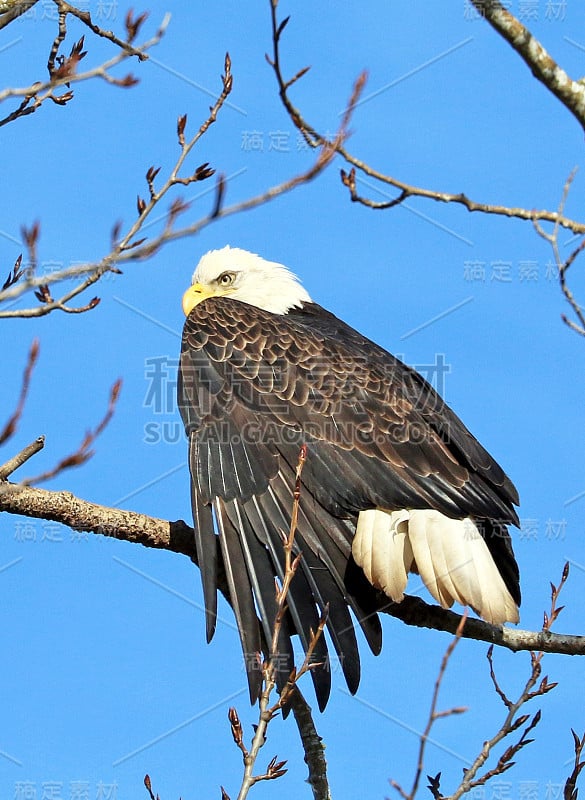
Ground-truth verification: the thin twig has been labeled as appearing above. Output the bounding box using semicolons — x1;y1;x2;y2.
564;730;585;800
227;445;330;800
389;615;469;800
0;11;169;127
448;567;567;800
232;446;308;800
56;2;149;61
0;47;359;317
487;645;513;710
532;170;585;337
267;1;585;236
0;436;45;480
0;338;39;445
411;614;468;800
559;236;585;337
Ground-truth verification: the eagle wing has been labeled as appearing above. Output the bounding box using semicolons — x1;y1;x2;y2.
178;297;520;708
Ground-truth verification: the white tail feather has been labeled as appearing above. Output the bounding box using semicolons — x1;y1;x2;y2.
354;509;413;602
352;508;519;625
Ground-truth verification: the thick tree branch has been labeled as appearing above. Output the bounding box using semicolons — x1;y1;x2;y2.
1;479;583;657
470;0;585;132
288;687;330;800
0;0;39;29
377;594;585;656
0;479;196;556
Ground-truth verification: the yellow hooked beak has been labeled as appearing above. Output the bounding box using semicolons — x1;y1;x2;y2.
182;282;215;316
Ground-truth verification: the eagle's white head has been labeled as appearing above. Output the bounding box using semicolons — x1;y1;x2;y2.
182;246;312;317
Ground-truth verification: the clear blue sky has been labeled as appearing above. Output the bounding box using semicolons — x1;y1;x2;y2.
2;2;585;799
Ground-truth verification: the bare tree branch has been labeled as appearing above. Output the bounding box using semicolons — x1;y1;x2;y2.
0;435;44;480
228;444;330;800
288;687;330;800
55;3;150;61
564;730;585;800
390;614;469;800
0;477;583;657
0;52;361;318
340;165;585;234
267;1;585;236
533;170;585;337
0;479;198;556
0;338;39;444
266;2;585;340
559;238;585;337
447;570;568;800
0;0;39;30
469;0;585;132
0;8;168;128
377;590;585;656
391;571;569;800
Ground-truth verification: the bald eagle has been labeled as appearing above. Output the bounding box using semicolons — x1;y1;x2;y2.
178;246;520;709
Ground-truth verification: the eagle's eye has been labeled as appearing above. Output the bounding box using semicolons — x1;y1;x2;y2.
217;271;236;288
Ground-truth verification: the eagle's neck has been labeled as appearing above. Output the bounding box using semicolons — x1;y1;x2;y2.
250;285;312;315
